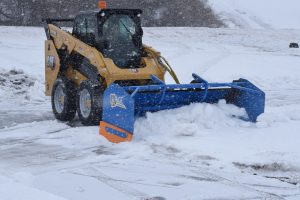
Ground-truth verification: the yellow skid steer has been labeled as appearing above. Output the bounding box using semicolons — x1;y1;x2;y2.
44;2;265;143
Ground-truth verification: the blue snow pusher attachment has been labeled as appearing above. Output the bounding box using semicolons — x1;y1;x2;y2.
100;74;265;143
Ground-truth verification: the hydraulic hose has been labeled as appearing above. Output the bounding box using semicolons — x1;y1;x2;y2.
158;56;180;84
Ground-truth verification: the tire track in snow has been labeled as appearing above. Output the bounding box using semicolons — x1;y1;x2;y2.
78;157;290;200
71;167;156;200
170;162;288;200
140;147;294;200
198;44;232;76
0;110;54;129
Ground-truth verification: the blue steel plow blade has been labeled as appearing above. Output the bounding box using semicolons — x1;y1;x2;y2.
99;74;265;143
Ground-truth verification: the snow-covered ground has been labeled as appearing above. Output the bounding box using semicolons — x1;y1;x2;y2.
209;0;300;29
1;25;300;199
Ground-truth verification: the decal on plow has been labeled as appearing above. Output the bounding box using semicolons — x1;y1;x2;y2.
110;94;126;109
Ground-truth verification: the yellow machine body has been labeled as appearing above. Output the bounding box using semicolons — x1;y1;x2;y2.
45;24;166;96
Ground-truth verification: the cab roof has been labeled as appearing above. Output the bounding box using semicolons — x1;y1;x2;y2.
78;9;142;16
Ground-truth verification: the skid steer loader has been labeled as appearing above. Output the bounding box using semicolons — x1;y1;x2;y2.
44;2;265;143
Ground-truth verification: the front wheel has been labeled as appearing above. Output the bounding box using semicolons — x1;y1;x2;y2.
51;78;77;121
77;80;103;126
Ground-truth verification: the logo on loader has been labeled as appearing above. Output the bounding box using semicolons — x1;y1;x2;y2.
110;94;126;109
47;56;55;70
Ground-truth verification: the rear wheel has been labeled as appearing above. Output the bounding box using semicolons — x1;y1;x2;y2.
51;78;77;121
77;80;103;126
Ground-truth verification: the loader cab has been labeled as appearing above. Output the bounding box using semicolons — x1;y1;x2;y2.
73;9;143;69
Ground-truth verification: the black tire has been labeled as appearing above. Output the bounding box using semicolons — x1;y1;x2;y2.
51;78;77;121
77;80;103;126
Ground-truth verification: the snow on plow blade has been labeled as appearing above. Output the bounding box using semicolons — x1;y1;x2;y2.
100;74;265;143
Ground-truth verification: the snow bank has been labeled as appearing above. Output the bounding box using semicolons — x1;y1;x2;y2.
0;69;34;99
0;69;46;109
209;0;300;29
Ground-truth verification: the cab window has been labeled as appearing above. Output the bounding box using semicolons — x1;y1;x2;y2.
101;15;141;68
73;15;97;45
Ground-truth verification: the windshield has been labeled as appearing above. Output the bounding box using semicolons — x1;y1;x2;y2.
101;14;142;68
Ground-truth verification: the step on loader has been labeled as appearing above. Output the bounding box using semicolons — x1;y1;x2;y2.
44;1;265;143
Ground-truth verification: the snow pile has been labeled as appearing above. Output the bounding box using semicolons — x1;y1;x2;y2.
0;69;34;99
208;0;300;29
135;100;248;140
0;69;46;104
27;80;47;102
